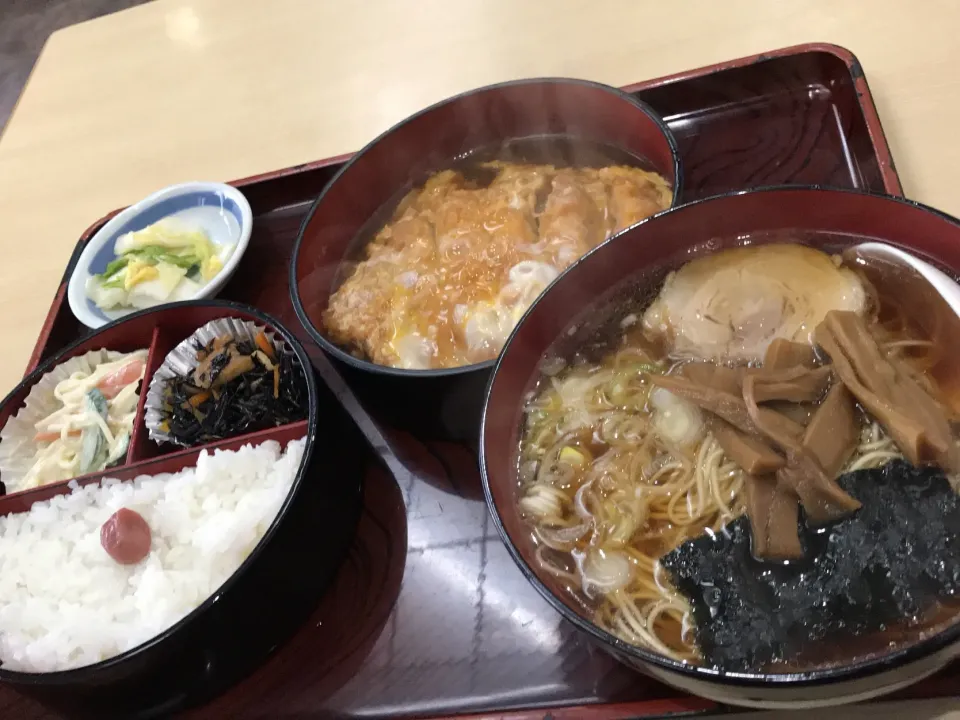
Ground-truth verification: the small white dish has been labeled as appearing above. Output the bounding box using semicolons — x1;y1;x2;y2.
67;181;253;329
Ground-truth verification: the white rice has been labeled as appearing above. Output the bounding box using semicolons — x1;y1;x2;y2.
0;437;305;673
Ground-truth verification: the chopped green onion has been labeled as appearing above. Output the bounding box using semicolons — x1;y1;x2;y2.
627;363;662;375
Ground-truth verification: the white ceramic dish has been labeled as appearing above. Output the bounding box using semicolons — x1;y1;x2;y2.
67;181;253;329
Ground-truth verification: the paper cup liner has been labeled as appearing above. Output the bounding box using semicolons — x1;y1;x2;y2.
0;349;146;492
145;317;289;447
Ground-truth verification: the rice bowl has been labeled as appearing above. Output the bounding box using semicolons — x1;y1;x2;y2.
0;438;305;673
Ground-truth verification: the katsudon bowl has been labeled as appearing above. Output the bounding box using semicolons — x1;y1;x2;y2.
481;187;960;708
291;77;681;443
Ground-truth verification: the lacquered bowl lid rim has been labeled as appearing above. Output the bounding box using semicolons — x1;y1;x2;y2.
290;76;683;378
0;298;319;684
480;184;960;687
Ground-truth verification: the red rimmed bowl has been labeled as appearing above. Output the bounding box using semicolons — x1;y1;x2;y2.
0;300;365;719
481;187;960;708
291;77;681;442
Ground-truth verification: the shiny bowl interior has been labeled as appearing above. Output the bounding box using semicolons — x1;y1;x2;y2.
480;186;960;695
291;77;682;378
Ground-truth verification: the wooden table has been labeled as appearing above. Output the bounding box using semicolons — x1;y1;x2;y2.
0;0;958;718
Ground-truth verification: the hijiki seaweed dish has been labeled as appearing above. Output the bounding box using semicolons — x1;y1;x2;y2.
517;242;960;673
156;330;308;446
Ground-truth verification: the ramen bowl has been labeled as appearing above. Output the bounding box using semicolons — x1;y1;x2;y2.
0;301;364;719
481;187;960;708
291;77;681;442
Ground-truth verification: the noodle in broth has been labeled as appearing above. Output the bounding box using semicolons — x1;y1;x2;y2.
519;343;747;661
515;241;956;667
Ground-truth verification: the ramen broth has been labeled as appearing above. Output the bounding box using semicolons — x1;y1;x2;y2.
516;234;960;671
323;136;673;370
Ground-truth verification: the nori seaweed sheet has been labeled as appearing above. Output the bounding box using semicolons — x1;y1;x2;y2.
163;342;308;446
660;460;960;670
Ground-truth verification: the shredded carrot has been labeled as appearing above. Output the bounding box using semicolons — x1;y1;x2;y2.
34;429;80;443
96;358;145;398
188;390;211;408
255;331;276;361
273;366;280;399
181;401;206;422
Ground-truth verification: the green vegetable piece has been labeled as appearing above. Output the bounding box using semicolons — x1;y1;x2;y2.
628;363;662;375
99;274;127;290
164;254;202;269
132;245;202;269
79;427;106;474
99;256;130;280
105;432;130;468
527;409;547;427
136;246;167;263
86;388;109;419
